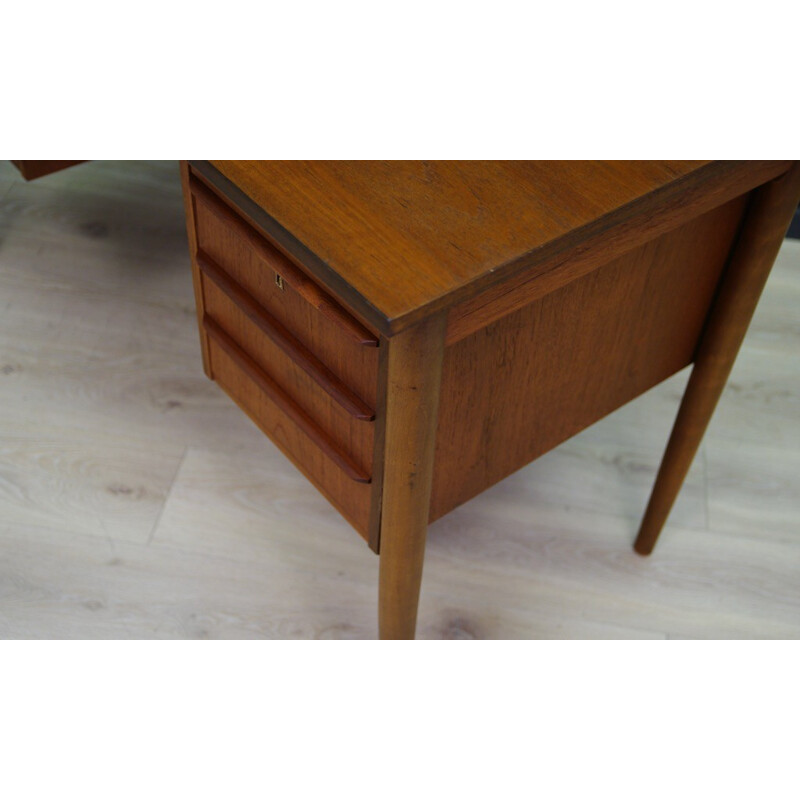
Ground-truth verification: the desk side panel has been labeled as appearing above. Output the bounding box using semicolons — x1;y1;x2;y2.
430;193;750;521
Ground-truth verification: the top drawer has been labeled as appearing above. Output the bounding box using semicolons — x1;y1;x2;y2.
189;176;380;408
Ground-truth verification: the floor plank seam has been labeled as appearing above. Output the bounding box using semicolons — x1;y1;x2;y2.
146;445;189;546
701;445;710;531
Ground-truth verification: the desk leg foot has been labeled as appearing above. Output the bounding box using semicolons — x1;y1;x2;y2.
377;315;447;640
634;164;800;556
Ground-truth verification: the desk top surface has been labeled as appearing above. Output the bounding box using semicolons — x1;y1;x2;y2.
207;160;788;335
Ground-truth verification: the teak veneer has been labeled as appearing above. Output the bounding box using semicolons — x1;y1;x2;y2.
11;160;85;180
180;160;800;639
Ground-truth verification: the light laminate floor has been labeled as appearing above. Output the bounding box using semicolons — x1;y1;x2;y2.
0;160;798;639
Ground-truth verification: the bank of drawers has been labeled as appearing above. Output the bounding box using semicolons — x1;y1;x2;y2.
188;177;381;539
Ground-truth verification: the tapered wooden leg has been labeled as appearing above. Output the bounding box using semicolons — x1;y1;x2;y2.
634;164;800;556
378;314;447;639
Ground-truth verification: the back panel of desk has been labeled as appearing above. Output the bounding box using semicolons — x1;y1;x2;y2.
430;192;750;521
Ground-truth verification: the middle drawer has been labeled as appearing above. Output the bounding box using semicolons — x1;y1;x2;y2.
200;253;376;483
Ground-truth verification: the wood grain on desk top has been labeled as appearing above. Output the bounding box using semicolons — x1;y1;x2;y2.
207;160;791;336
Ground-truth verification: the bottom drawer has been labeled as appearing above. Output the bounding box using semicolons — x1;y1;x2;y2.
208;332;375;539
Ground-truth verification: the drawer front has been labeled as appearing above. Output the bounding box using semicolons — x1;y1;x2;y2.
190;176;379;408
202;271;375;479
207;330;375;535
188;176;380;540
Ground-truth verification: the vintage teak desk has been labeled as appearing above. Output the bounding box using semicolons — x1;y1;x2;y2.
180;160;800;639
